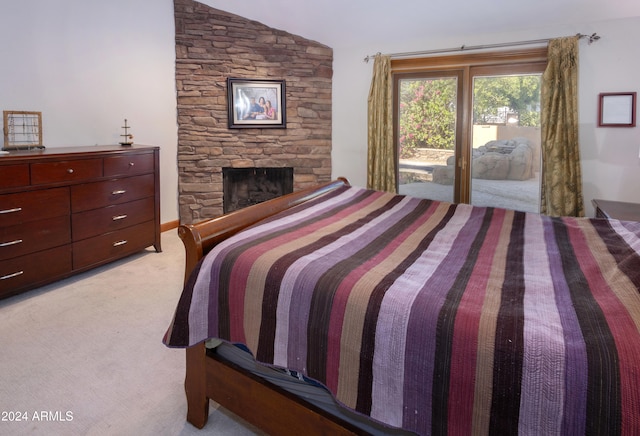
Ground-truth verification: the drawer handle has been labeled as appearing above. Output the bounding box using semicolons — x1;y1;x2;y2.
1;271;24;281
0;207;22;215
67;168;74;174
113;240;128;247
129;162;135;166
0;239;23;247
112;190;127;195
112;214;128;221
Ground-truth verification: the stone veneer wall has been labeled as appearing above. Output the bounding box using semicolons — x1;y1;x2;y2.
174;0;333;224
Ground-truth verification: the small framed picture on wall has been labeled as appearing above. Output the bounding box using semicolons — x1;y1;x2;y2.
598;92;636;127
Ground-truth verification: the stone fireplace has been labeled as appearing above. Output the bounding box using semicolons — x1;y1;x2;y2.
174;0;333;225
223;167;293;213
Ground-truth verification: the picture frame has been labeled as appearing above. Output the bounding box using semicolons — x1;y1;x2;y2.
598;92;636;127
227;78;286;128
3;110;43;150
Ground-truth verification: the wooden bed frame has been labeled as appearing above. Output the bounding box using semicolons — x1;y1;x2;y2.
177;178;369;435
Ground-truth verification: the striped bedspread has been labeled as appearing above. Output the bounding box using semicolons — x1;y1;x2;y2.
164;185;640;435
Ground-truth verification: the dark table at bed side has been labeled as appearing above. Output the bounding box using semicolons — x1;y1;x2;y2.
592;199;640;221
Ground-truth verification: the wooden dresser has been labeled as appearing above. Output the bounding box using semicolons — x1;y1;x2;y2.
0;145;161;299
592;199;640;221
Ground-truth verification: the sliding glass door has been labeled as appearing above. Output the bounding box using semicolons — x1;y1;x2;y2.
469;67;543;212
394;49;546;212
396;72;462;204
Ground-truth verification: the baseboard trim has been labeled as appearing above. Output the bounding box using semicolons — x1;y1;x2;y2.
161;220;180;233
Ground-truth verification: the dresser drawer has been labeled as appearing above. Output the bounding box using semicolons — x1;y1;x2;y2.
72;197;155;241
70;173;155;213
31;158;102;185
104;152;155;177
0;164;30;190
0;187;70;227
73;221;155;270
0;215;71;261
0;245;72;297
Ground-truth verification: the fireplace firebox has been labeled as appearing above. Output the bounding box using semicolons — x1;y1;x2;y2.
223;167;293;214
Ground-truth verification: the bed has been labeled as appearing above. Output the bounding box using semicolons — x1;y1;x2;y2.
164;178;640;435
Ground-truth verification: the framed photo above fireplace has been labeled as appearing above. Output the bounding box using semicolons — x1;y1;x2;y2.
227;78;286;128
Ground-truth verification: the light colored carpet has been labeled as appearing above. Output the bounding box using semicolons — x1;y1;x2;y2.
0;231;264;436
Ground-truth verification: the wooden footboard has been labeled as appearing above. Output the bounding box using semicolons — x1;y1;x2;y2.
177;178;359;434
200;347;363;435
177;177;350;283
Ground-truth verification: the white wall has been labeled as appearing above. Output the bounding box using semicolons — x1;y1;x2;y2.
0;0;179;224
2;2;638;220
578;17;640;216
331;17;640;217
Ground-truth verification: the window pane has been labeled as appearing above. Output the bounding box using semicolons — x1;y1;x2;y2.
470;74;541;212
397;77;457;203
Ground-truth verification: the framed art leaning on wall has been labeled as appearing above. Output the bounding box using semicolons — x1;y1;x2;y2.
2;110;43;150
227;78;286;128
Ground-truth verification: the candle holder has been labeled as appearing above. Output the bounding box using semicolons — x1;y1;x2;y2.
119;119;134;146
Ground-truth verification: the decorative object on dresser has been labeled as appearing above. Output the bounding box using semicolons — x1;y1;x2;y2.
592;198;640;221
2;110;44;150
0;145;161;299
119;118;134;146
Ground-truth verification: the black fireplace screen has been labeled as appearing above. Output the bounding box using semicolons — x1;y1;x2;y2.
223;167;293;214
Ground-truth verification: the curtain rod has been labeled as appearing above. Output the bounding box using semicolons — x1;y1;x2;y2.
363;32;600;63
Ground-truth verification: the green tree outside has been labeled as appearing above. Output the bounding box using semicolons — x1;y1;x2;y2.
473;75;541;127
398;78;457;158
398;75;541;160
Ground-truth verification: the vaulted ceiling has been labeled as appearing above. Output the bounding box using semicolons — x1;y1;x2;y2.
200;0;640;48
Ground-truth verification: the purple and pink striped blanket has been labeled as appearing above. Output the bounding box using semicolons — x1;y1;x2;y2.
164;185;640;435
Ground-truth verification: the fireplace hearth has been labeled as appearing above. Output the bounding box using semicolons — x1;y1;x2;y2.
223;167;293;214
